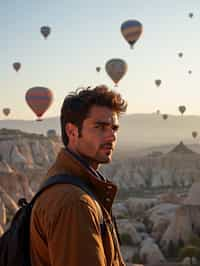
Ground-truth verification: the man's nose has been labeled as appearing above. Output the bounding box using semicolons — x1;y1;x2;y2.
105;128;117;142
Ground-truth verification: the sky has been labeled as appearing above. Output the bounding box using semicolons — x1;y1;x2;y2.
0;0;200;120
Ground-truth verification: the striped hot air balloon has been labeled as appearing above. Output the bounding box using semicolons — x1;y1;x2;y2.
25;86;53;121
121;20;143;49
105;58;128;86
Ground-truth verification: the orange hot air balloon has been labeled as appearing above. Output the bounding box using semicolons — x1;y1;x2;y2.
3;108;10;116
40;26;51;39
25;86;53;121
162;114;168;120
13;62;21;72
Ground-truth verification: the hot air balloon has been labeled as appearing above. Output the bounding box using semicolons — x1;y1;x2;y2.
178;105;186;115
105;58;128;86
188;12;194;18
178;52;183;58
192;131;198;139
121;20;143;49
3;108;10;117
156;110;160;115
162;114;168;120
155;79;162;87
13;62;21;72
96;66;101;73
25;86;53;121
188;70;192;74
40;26;51;39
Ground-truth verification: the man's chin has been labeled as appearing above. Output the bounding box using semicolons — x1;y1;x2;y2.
99;156;112;164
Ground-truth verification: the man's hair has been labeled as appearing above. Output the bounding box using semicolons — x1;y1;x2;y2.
60;85;127;146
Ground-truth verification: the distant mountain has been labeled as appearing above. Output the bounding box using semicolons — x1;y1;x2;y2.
1;114;200;149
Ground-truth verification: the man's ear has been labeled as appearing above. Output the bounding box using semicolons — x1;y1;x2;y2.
65;123;78;138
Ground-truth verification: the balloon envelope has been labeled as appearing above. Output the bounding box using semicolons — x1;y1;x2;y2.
25;87;53;119
156;110;160;115
96;66;101;72
121;20;143;48
162;114;168;120
3;108;10;116
178;105;186;115
155;79;162;87
40;26;51;39
13;62;21;72
192;131;198;139
105;58;127;85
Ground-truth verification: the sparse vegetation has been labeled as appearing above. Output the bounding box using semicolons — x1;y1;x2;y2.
120;232;133;246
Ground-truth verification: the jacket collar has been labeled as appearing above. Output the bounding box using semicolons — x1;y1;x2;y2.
46;148;117;211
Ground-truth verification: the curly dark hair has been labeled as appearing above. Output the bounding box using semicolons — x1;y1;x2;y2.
60;85;127;146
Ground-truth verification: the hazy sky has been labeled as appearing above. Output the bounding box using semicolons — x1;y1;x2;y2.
1;0;200;120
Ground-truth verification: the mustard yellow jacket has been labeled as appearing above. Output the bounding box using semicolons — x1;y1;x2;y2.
30;148;125;266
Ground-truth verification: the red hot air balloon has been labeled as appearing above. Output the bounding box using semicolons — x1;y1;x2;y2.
13;62;21;72
25;86;53;121
2;108;10;117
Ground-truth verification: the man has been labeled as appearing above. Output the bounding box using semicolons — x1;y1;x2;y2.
30;85;128;266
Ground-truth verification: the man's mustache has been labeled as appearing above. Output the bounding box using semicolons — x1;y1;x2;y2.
100;143;114;149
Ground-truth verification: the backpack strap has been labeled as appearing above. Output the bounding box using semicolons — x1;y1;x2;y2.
30;174;104;232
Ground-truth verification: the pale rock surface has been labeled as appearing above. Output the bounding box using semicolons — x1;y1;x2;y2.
158;190;183;204
0;185;18;214
184;181;200;205
0;224;4;236
10;145;27;168
139;238;166;264
146;203;179;242
117;218;142;245
0;161;13;174
0;197;6;226
161;205;200;248
120;245;139;263
112;202;129;219
124;198;158;218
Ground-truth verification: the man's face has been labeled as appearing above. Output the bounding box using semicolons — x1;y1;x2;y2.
67;105;119;169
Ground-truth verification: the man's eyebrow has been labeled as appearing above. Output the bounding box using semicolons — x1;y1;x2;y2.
94;121;119;127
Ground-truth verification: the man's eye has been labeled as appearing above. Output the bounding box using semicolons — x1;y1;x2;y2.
95;125;105;129
113;126;119;132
